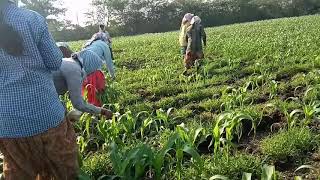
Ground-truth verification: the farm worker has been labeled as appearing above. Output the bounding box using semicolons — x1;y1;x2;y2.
89;24;114;59
184;16;207;70
52;52;113;121
179;13;194;59
99;24;112;47
0;0;78;179
82;33;115;107
56;42;73;58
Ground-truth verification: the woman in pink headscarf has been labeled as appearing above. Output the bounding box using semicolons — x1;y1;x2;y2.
179;13;194;59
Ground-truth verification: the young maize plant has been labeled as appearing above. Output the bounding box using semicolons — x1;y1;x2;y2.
212;111;255;157
60;15;320;179
210;165;278;180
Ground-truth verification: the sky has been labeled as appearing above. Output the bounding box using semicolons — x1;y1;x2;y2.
63;0;91;26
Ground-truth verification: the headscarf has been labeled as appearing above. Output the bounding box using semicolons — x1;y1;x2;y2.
183;13;194;22
190;16;201;25
83;32;108;48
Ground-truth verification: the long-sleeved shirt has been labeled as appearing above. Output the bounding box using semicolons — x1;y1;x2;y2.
186;24;207;53
52;58;102;115
179;22;191;47
0;3;65;138
84;40;115;79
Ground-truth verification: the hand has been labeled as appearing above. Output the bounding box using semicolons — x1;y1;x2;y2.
101;108;113;119
67;109;83;123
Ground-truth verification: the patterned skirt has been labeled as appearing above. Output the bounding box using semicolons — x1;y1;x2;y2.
184;51;204;69
0;118;78;180
82;70;106;107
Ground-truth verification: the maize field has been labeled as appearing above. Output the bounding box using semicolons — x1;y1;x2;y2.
3;15;320;180
72;15;320;180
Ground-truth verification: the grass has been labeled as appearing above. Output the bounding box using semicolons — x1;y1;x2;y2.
180;153;262;179
64;15;320;179
261;127;315;161
82;152;113;179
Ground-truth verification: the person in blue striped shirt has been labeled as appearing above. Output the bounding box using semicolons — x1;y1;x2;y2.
0;0;78;179
81;33;115;107
84;33;115;79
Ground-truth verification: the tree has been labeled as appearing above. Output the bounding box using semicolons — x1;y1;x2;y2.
51;0;320;41
21;0;66;21
84;9;100;26
21;0;66;34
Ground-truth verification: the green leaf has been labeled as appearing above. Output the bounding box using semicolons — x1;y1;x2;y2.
242;172;252;180
167;107;174;116
261;165;276;180
183;145;203;173
77;169;91;180
85;114;92;138
209;175;229;180
290;109;303;118
193;127;204;145
294;165;315;173
97;175;119;180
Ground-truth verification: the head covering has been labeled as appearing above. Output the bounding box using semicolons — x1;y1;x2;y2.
190;16;201;25
99;24;105;32
183;13;194;22
83;32;108;48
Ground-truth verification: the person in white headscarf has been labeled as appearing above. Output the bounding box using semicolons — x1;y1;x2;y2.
184;16;207;72
179;13;194;58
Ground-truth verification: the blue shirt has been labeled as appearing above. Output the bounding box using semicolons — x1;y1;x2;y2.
84;40;115;78
0;3;65;138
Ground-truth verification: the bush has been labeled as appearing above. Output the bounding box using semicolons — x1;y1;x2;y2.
261;127;314;161
82;152;113;179
180;153;262;179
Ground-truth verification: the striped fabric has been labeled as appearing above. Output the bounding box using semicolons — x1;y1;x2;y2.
78;50;104;75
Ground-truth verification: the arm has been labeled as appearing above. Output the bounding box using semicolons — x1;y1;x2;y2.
186;27;192;51
201;26;207;46
38;19;63;71
63;65;102;115
102;44;115;79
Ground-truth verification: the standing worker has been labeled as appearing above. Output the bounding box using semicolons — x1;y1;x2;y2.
0;0;78;179
184;16;207;73
97;24;114;59
179;13;194;59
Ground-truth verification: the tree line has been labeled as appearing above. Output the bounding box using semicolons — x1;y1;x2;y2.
21;0;320;41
